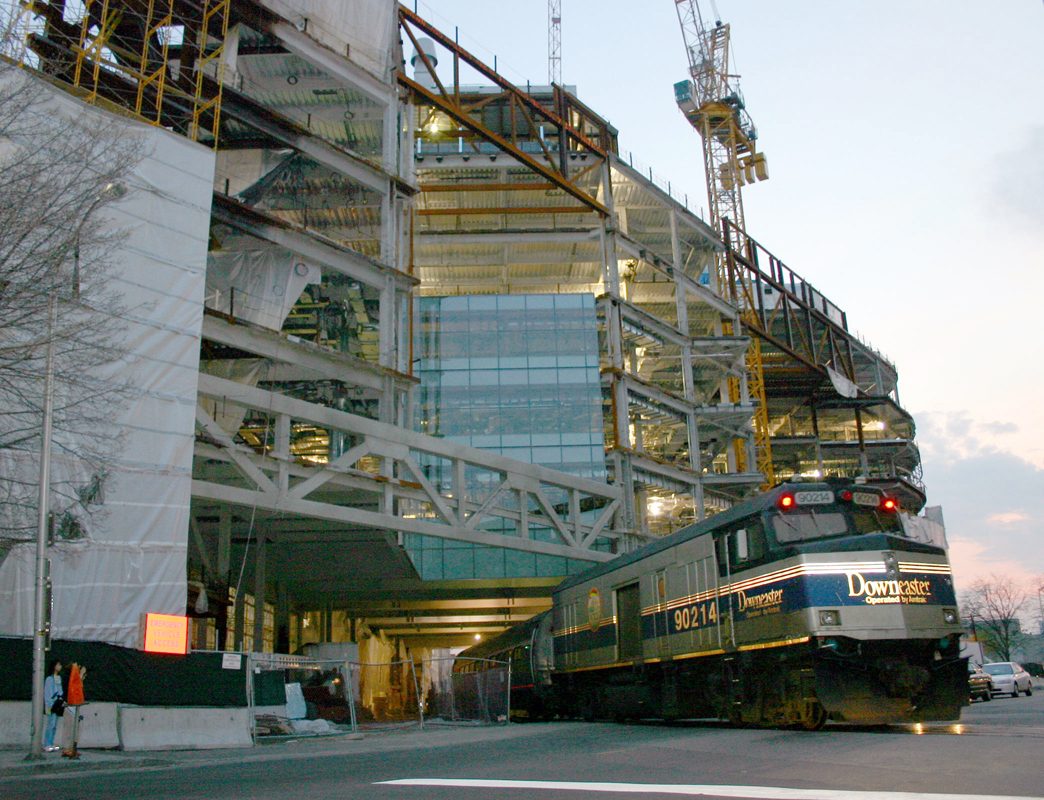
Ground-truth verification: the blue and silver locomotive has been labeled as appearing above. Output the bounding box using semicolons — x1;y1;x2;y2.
458;480;965;729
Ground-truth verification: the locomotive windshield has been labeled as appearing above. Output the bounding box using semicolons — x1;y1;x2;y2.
768;491;904;544
770;510;848;543
849;507;903;535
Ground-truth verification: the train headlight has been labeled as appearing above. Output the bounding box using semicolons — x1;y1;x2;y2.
819;610;841;626
943;608;958;625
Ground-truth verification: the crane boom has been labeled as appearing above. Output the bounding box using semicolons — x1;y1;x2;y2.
672;0;774;487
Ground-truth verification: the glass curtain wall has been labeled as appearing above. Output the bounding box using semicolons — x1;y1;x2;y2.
409;294;607;579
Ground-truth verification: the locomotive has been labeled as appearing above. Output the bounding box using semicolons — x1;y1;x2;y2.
456;479;966;729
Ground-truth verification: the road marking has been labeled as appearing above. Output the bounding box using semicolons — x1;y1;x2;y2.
377;779;1040;800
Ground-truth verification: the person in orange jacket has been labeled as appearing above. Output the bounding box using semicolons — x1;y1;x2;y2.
61;663;86;759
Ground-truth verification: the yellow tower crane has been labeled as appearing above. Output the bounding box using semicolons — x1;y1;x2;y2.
672;0;774;487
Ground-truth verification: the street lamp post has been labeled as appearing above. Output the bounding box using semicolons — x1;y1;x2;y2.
26;295;58;760
26;183;125;759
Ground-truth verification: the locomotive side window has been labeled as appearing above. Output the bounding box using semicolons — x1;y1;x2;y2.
771;510;847;543
717;517;768;575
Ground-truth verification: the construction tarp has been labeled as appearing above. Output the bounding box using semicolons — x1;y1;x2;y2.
261;0;395;80
0;637;285;707
205;249;322;330
0;77;214;647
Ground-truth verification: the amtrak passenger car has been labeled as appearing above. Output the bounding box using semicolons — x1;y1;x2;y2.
549;480;965;728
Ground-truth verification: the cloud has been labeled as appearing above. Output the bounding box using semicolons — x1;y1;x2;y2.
986;511;1029;525
917;446;1044;593
910;411;1043;594
915;410;1020;465
981;421;1018;435
947;537;1039;593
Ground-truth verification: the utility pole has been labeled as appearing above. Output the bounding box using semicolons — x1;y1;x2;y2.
26;296;58;760
26;182;125;759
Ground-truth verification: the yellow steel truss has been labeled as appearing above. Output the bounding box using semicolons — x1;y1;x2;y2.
18;0;227;149
189;0;230;146
135;0;174;126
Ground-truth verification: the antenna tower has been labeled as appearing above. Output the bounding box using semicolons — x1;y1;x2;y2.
548;0;562;85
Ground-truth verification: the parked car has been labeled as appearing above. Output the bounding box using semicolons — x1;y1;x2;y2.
967;665;993;702
1023;662;1043;678
982;662;1033;697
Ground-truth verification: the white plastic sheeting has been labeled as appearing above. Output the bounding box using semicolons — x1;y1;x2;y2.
826;366;859;400
0;82;214;646
902;508;948;549
262;0;395;79
205;249;322;330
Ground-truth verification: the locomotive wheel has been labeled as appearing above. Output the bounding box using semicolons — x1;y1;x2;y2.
799;702;828;731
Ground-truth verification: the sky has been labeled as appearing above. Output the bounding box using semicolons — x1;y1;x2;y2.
416;0;1044;605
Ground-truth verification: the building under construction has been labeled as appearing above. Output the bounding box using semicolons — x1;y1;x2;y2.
0;0;929;711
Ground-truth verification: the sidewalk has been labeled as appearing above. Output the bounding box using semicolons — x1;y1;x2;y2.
0;721;560;781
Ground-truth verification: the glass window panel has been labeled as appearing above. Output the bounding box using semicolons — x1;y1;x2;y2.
525;295;555;309
532;446;563;463
554;294;582;309
441;371;468;386
474;546;507;577
558;368;587;383
469;296;497;310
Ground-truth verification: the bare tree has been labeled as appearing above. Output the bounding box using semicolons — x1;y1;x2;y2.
0;22;144;553
1035;574;1044;638
961;575;1029;662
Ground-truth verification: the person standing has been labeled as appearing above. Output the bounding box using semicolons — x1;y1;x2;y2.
61;662;86;759
42;659;64;752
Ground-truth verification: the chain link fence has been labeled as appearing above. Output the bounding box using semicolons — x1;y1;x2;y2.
424;656;510;725
247;652;509;739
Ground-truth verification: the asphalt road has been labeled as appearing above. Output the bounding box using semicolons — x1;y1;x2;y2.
3;692;1042;800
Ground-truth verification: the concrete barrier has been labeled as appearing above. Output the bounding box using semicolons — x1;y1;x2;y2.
0;701;30;746
74;702;120;749
0;702;119;748
0;701;252;750
119;706;253;750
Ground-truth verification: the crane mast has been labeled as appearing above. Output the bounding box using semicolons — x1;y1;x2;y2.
672;0;774;486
